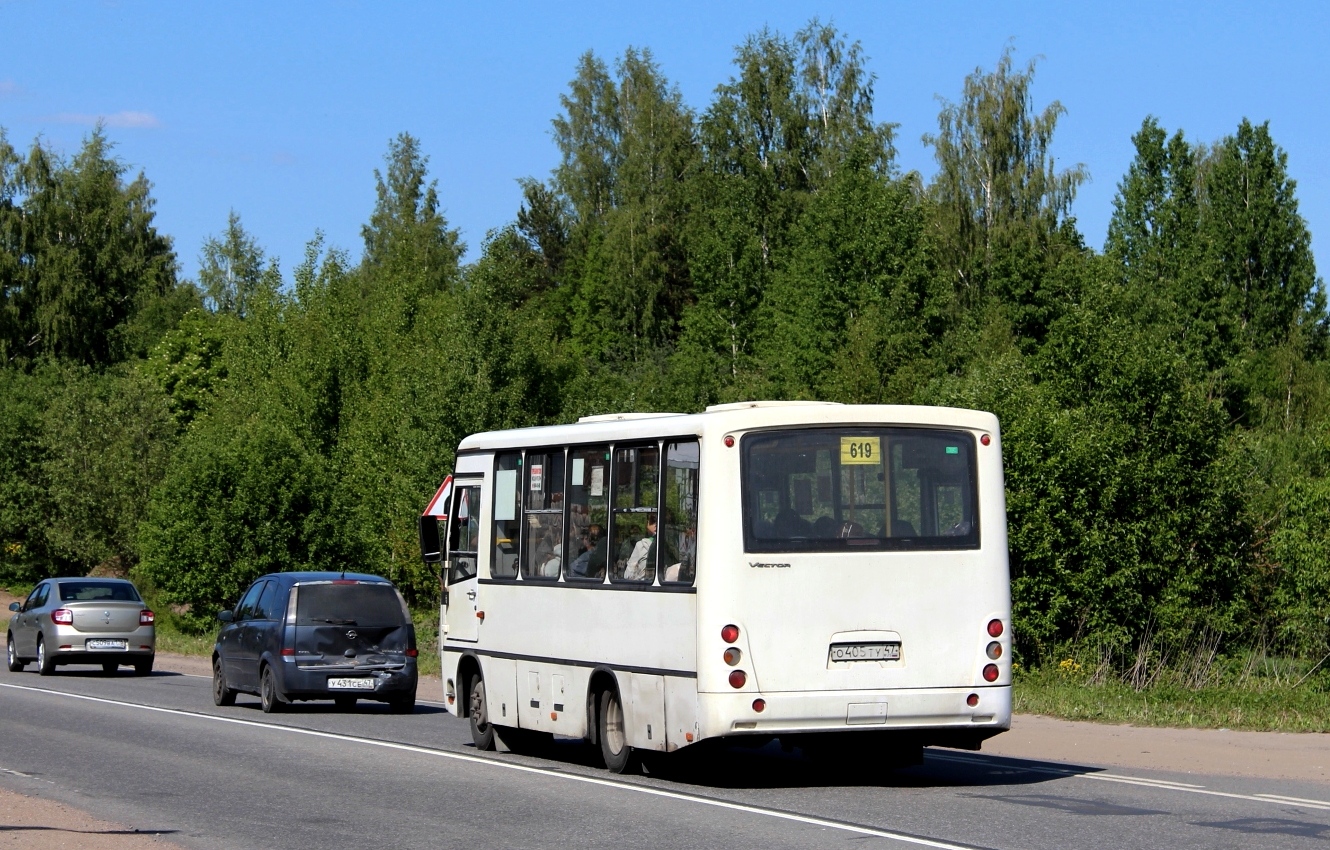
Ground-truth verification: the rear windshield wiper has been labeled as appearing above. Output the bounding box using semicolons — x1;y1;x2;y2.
309;617;357;625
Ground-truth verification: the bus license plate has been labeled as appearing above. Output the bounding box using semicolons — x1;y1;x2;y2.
829;643;900;662
328;678;377;690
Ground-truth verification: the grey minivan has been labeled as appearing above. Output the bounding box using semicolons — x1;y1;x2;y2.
212;572;418;713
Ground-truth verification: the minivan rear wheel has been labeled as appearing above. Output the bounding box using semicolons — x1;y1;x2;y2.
260;666;284;713
212;657;236;706
469;673;495;750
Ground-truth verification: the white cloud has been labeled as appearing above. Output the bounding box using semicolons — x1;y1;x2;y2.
48;111;162;129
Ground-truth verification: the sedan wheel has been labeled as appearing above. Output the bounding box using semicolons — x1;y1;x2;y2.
260;666;284;713
6;634;23;672
36;636;56;676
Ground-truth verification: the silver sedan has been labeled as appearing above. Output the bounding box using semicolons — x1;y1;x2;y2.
6;578;155;676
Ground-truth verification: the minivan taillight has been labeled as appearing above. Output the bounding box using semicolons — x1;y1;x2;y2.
405;648;418;658
139;610;155;626
52;609;73;625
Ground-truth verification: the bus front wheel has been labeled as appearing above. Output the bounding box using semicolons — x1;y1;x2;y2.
598;688;637;774
469;673;496;751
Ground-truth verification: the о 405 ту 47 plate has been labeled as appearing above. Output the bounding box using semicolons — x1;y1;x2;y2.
327;678;377;690
829;642;901;662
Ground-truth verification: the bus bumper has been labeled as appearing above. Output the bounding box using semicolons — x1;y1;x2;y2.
700;685;1011;741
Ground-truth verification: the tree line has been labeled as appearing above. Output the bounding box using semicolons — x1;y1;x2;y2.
1;23;1325;666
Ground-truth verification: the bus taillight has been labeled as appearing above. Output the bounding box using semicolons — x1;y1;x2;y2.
721;624;740;643
723;648;742;666
752;698;766;712
982;664;999;682
987;619;1003;638
986;642;1002;659
728;670;747;688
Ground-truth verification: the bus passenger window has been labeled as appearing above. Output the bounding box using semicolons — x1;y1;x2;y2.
522;450;565;580
610;444;660;583
566;446;610;580
661;440;699;584
492;452;522;578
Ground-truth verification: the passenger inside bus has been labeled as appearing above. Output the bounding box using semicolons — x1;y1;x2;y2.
569;525;607;578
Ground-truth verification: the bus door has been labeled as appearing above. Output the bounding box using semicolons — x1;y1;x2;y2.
443;479;483;643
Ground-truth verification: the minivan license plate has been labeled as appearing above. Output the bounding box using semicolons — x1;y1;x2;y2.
328;678;376;690
829;643;901;662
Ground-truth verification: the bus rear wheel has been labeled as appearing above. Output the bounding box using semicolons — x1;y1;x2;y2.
598;688;637;774
469;673;496;751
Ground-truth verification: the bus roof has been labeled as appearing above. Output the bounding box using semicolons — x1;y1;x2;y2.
455;403;998;453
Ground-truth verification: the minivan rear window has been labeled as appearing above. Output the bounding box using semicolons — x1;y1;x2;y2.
295;583;408;627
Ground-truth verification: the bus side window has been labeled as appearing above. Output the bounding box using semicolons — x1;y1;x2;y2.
661;440;699;584
522;449;565;581
610;444;660;583
566;445;610;580
492;452;522;578
448;485;480;584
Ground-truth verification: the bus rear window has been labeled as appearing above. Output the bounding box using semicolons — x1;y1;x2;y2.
742;428;979;552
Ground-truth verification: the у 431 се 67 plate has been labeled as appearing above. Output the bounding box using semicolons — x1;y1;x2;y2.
327;677;377;690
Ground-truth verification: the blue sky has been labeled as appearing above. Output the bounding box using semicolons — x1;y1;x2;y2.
2;1;1326;283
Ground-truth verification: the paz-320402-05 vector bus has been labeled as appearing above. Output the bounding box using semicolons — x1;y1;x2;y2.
418;401;1011;773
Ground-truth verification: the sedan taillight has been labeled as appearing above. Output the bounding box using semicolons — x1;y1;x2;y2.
139;609;155;626
52;608;73;625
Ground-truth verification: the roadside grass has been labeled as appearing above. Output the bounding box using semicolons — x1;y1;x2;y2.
1016;654;1330;733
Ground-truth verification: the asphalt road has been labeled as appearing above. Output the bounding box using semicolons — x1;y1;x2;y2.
3;665;1330;849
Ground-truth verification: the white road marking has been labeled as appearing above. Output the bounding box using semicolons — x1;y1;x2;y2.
0;682;980;850
928;751;1330;811
1257;793;1330;807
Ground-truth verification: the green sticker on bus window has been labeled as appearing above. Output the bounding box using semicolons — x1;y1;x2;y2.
840;436;881;465
946;446;959;455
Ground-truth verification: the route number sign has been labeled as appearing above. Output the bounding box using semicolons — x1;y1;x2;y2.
840;436;881;466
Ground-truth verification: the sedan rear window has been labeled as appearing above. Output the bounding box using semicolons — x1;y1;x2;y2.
58;581;141;602
295;583;408;627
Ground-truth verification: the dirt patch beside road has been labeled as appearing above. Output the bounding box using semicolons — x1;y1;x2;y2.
0;786;188;850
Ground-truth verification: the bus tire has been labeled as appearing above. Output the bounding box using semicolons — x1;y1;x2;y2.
598;688;637;774
469;673;496;751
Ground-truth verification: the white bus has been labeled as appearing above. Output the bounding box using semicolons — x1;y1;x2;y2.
419;401;1011;772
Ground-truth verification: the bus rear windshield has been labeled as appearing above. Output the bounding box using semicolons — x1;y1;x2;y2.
742;428;979;552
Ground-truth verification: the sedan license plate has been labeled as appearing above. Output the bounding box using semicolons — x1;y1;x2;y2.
86;639;127;651
829;642;901;662
327;677;377;691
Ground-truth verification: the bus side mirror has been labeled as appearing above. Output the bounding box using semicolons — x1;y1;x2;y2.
419;515;443;564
